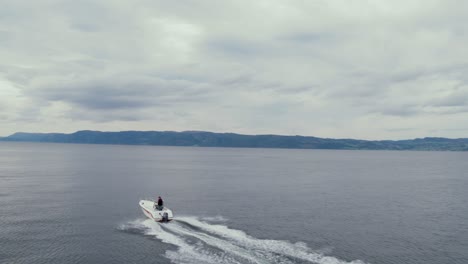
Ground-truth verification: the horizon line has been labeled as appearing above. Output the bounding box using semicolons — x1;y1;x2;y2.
3;129;467;142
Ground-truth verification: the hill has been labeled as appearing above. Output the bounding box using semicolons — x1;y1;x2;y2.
1;130;468;151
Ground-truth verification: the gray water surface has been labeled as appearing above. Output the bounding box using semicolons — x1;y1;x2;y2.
1;142;467;264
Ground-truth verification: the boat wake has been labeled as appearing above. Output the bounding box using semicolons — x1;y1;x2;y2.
119;217;366;264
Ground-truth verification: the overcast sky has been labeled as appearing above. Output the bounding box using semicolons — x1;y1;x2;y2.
1;0;467;139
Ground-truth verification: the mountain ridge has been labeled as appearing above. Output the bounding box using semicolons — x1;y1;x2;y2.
1;130;468;151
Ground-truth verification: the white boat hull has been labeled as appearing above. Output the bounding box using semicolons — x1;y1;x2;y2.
139;200;174;222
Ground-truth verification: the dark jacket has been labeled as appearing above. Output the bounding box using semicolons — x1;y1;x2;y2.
157;198;163;207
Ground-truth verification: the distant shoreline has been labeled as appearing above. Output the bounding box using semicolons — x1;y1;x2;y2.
1;130;467;151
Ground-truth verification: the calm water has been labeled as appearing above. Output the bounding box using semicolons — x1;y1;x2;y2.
0;142;467;264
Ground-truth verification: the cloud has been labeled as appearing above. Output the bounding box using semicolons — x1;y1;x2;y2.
33;75;209;109
1;0;468;139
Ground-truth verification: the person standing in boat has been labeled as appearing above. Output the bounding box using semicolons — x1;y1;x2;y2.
155;196;164;211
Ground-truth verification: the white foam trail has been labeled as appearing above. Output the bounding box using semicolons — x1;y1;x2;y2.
176;217;366;264
163;222;270;264
178;217;367;264
200;215;228;222
120;217;368;264
144;219;230;264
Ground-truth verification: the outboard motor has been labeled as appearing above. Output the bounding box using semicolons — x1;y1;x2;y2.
162;212;169;222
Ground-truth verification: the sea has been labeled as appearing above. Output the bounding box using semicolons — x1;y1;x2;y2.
0;141;467;264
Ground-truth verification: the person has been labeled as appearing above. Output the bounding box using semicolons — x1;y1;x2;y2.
156;196;164;211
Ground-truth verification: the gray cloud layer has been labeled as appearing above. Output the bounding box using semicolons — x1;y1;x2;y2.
1;0;467;139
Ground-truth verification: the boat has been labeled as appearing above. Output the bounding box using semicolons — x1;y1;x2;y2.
139;200;174;222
